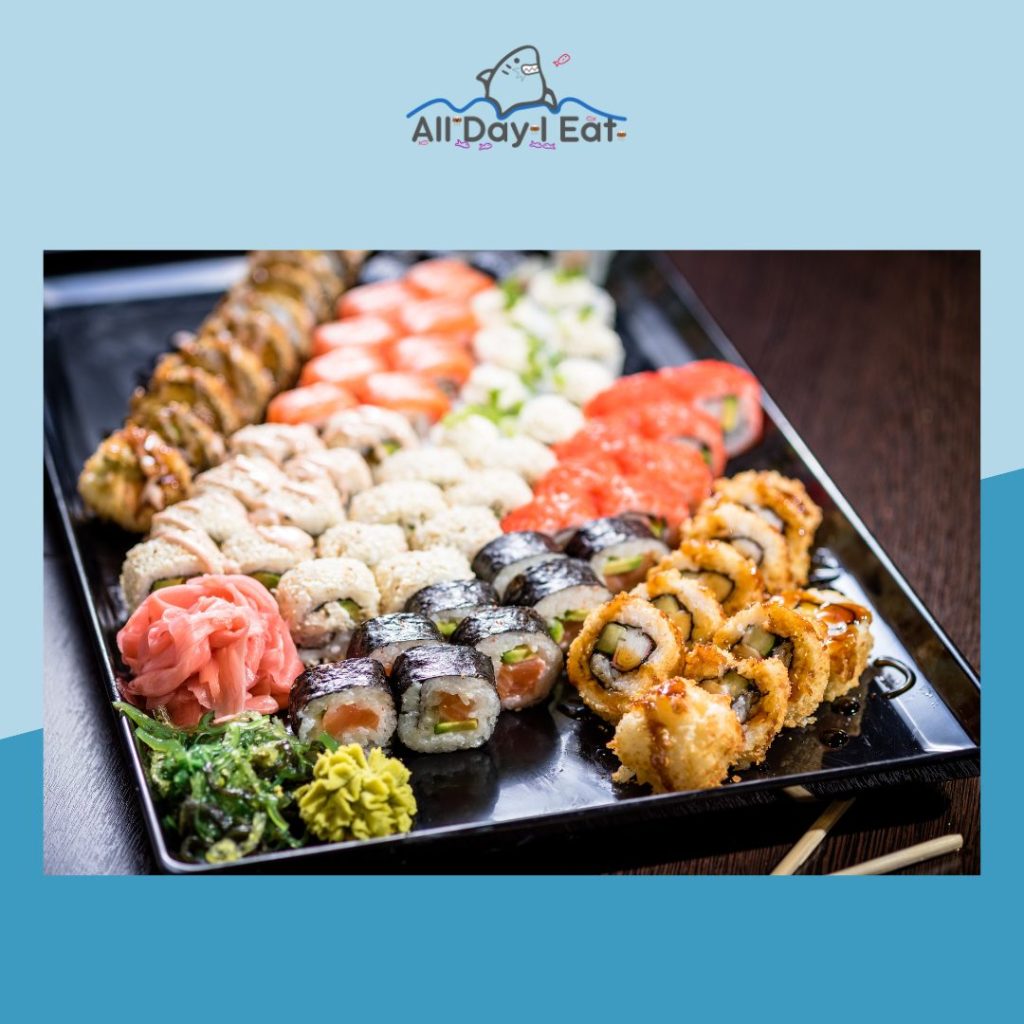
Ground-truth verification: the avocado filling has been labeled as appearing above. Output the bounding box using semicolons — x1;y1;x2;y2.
703;670;761;724
250;570;281;590
434;719;479;735
603;554;644;577
501;644;534;665
150;576;188;592
651;593;693;640
592;621;654;680
680;570;734;603
437;619;458;638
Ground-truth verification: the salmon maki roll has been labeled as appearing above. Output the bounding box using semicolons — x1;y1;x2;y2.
348;613;443;674
289;659;397;748
300;347;388;391
397;298;478;341
564;515;670;593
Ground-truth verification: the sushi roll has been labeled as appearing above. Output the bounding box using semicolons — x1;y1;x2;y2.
289;659;397;748
445;468;534;519
461;364;530;412
472;530;565;599
317;521;408;566
404;579;500;637
433;412;502;460
653;539;764;615
469;436;557;485
220;525;315;590
504;558;612;650
374;547;474;614
712;602;830;728
392;645;501;753
552;357;616;407
128;398;227;473
683;643;790;768
323;405;420;464
632;568;725;643
275;557;381;664
285;448;374;499
373;446;470;487
348;613;443;674
194;454;288;508
517;395;585;445
609;679;744;793
450;606;564;711
149;489;249;545
565;516;670;593
411;506;503;560
567;593;682;723
472;323;533;374
527;268;615;323
119;529;227;612
349;481;448;533
171;334;274;422
552;316;625;375
139;363;243;435
247;473;345;537
227;422;325;465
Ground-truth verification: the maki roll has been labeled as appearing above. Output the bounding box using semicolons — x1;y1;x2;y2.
411;506;503;560
472;530;565;599
348;613;443;674
450;607;564;711
149;489;249;545
373;547;474;614
653;539;765;615
632;568;725;643
120;529;227;612
567;593;682;723
289;659;397;748
317;521;408;566
404;579;500;637
565;515;670;593
220;525;315;590
392;645;501;753
504;558;612;650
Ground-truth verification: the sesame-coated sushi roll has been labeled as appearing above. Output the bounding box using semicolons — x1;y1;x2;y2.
119;530;227;612
289;659;396;748
275;557;380;664
565;516;670;593
349;481;448;533
374;446;470;487
348;613;443;674
451;606;564;711
712;602;829;727
373;547;474;614
404;579;500;637
392;645;501;753
683;644;789;768
323;405;420;464
247;473;345;537
445;469;533;519
567;593;682;723
504;558;612;650
317;521;408;566
194;454;285;507
285;448;374;499
471;531;565;599
632;568;725;643
220;525;315;590
228;422;325;465
411;506;503;560
652;539;764;615
469;435;557;485
149;490;249;545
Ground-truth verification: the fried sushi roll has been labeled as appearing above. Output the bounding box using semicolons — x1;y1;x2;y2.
128;399;226;473
686;502;794;592
323;405;420;465
653;539;764;615
349;481;448;533
119;529;227;611
633;568;725;644
220;525;315;590
404;579;500;637
471;530;565;599
138;363;243;435
247;259;331;325
317;521;408;566
227;422;324;465
275;557;380;664
608;679;744;792
712;602;829;728
173;334;274;421
289;659;396;748
567;593;682;723
392;645;501;753
348;613;443;674
149;489;248;545
411;506;503;560
565;515;670;593
374;446;470;487
201;310;300;390
772;588;873;701
451;606;563;711
285;448;373;499
683;644;789;768
374;548;474;614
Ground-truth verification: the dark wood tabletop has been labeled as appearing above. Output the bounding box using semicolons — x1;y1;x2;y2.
43;251;980;875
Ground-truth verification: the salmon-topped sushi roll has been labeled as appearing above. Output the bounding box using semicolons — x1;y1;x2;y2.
266;383;358;426
406;258;493;301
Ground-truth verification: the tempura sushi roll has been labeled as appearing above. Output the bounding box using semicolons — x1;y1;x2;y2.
323;405;420;464
653;539;764;615
712;602;829;727
349;481;448;533
220;525;315;590
373;446;470;487
504;558;612;650
411;506;503;560
348;613;443;674
149;489;249;545
119;529;227;611
567;593;682;723
445;469;533;519
686;501;794;592
565;515;670;593
373;547;474;614
451;606;563;711
317;521;408;566
608;679;743;792
275;557;380;663
129;398;227;473
285;448;374;499
471;530;565;599
228;422;324;465
683;644;790;768
392;645;501;753
404;579;500;637
289;659;396;748
633;568;725;643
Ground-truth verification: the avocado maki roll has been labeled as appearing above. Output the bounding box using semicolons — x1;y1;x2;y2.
348;613;443;674
471;530;564;599
119;529;227;612
404;579;500;637
565;516;669;593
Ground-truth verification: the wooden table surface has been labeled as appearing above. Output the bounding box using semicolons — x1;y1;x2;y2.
43;251;980;875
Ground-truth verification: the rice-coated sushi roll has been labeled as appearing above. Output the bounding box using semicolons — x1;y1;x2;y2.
472;323;533;374
528;268;615;322
683;644;790;768
119;529;227;612
348;612;443;674
445;468;533;519
432;413;502;460
373;446;470;487
472;530;564;599
504;557;612;650
565;515;670;593
567;593;682;723
404;579;500;637
285;448;374;499
552;316;625;374
275;557;380;664
220;525;315;589
469;436;556;485
609;679;744;792
632;568;725;643
552;357;616;407
322;405;420;464
374;547;474;614
247;473;346;537
194;454;286;508
349;481;448;533
461;364;529;412
289;659;396;748
392;645;501;753
317;521;408;566
712;602;829;727
653;539;764;615
451;606;563;711
149;490;249;545
227;422;325;465
411;506;503;560
517;395;585;445
771;589;873;702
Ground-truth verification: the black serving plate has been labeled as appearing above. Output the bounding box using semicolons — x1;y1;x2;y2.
43;251;980;873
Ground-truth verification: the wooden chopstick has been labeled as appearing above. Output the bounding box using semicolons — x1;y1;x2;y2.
829;834;963;876
771;798;855;875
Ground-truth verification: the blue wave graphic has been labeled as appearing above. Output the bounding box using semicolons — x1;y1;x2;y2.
406;95;627;123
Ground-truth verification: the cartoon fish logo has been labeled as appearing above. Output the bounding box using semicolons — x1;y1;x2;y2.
476;44;556;116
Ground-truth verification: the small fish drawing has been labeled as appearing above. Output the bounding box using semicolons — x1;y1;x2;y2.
553;53;570;67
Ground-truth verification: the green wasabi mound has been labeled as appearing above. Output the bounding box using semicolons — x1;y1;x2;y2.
296;744;417;842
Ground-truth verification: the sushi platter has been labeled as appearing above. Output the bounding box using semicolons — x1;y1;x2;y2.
44;250;980;873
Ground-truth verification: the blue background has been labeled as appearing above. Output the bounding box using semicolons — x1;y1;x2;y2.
10;0;1015;1014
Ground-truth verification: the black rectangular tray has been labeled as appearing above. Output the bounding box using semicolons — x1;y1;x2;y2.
43;251;980;873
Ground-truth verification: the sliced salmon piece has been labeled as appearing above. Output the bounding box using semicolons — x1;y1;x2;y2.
337;279;414;321
390;336;475;386
406;258;492;301
312;315;397;357
397;298;478;341
267;382;357;425
322;702;380;737
356;371;451;423
436;690;475;722
497;657;545;704
300;347;388;389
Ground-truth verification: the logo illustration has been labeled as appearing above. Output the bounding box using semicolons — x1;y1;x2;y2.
475;45;556;116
